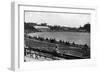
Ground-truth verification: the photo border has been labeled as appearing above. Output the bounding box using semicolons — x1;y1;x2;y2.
11;2;97;71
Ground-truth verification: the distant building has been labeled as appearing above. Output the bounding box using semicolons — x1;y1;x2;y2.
34;26;50;32
34;26;49;29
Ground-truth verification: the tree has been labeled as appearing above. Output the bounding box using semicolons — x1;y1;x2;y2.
65;41;70;46
40;23;47;26
83;23;90;32
79;23;90;32
24;22;39;33
72;42;75;46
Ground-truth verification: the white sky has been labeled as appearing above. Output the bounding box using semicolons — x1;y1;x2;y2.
25;11;91;28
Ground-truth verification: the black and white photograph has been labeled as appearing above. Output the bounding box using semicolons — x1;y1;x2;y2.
24;10;90;62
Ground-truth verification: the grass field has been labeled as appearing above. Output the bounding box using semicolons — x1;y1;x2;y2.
24;37;87;60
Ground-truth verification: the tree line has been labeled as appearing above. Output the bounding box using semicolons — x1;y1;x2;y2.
24;22;90;32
